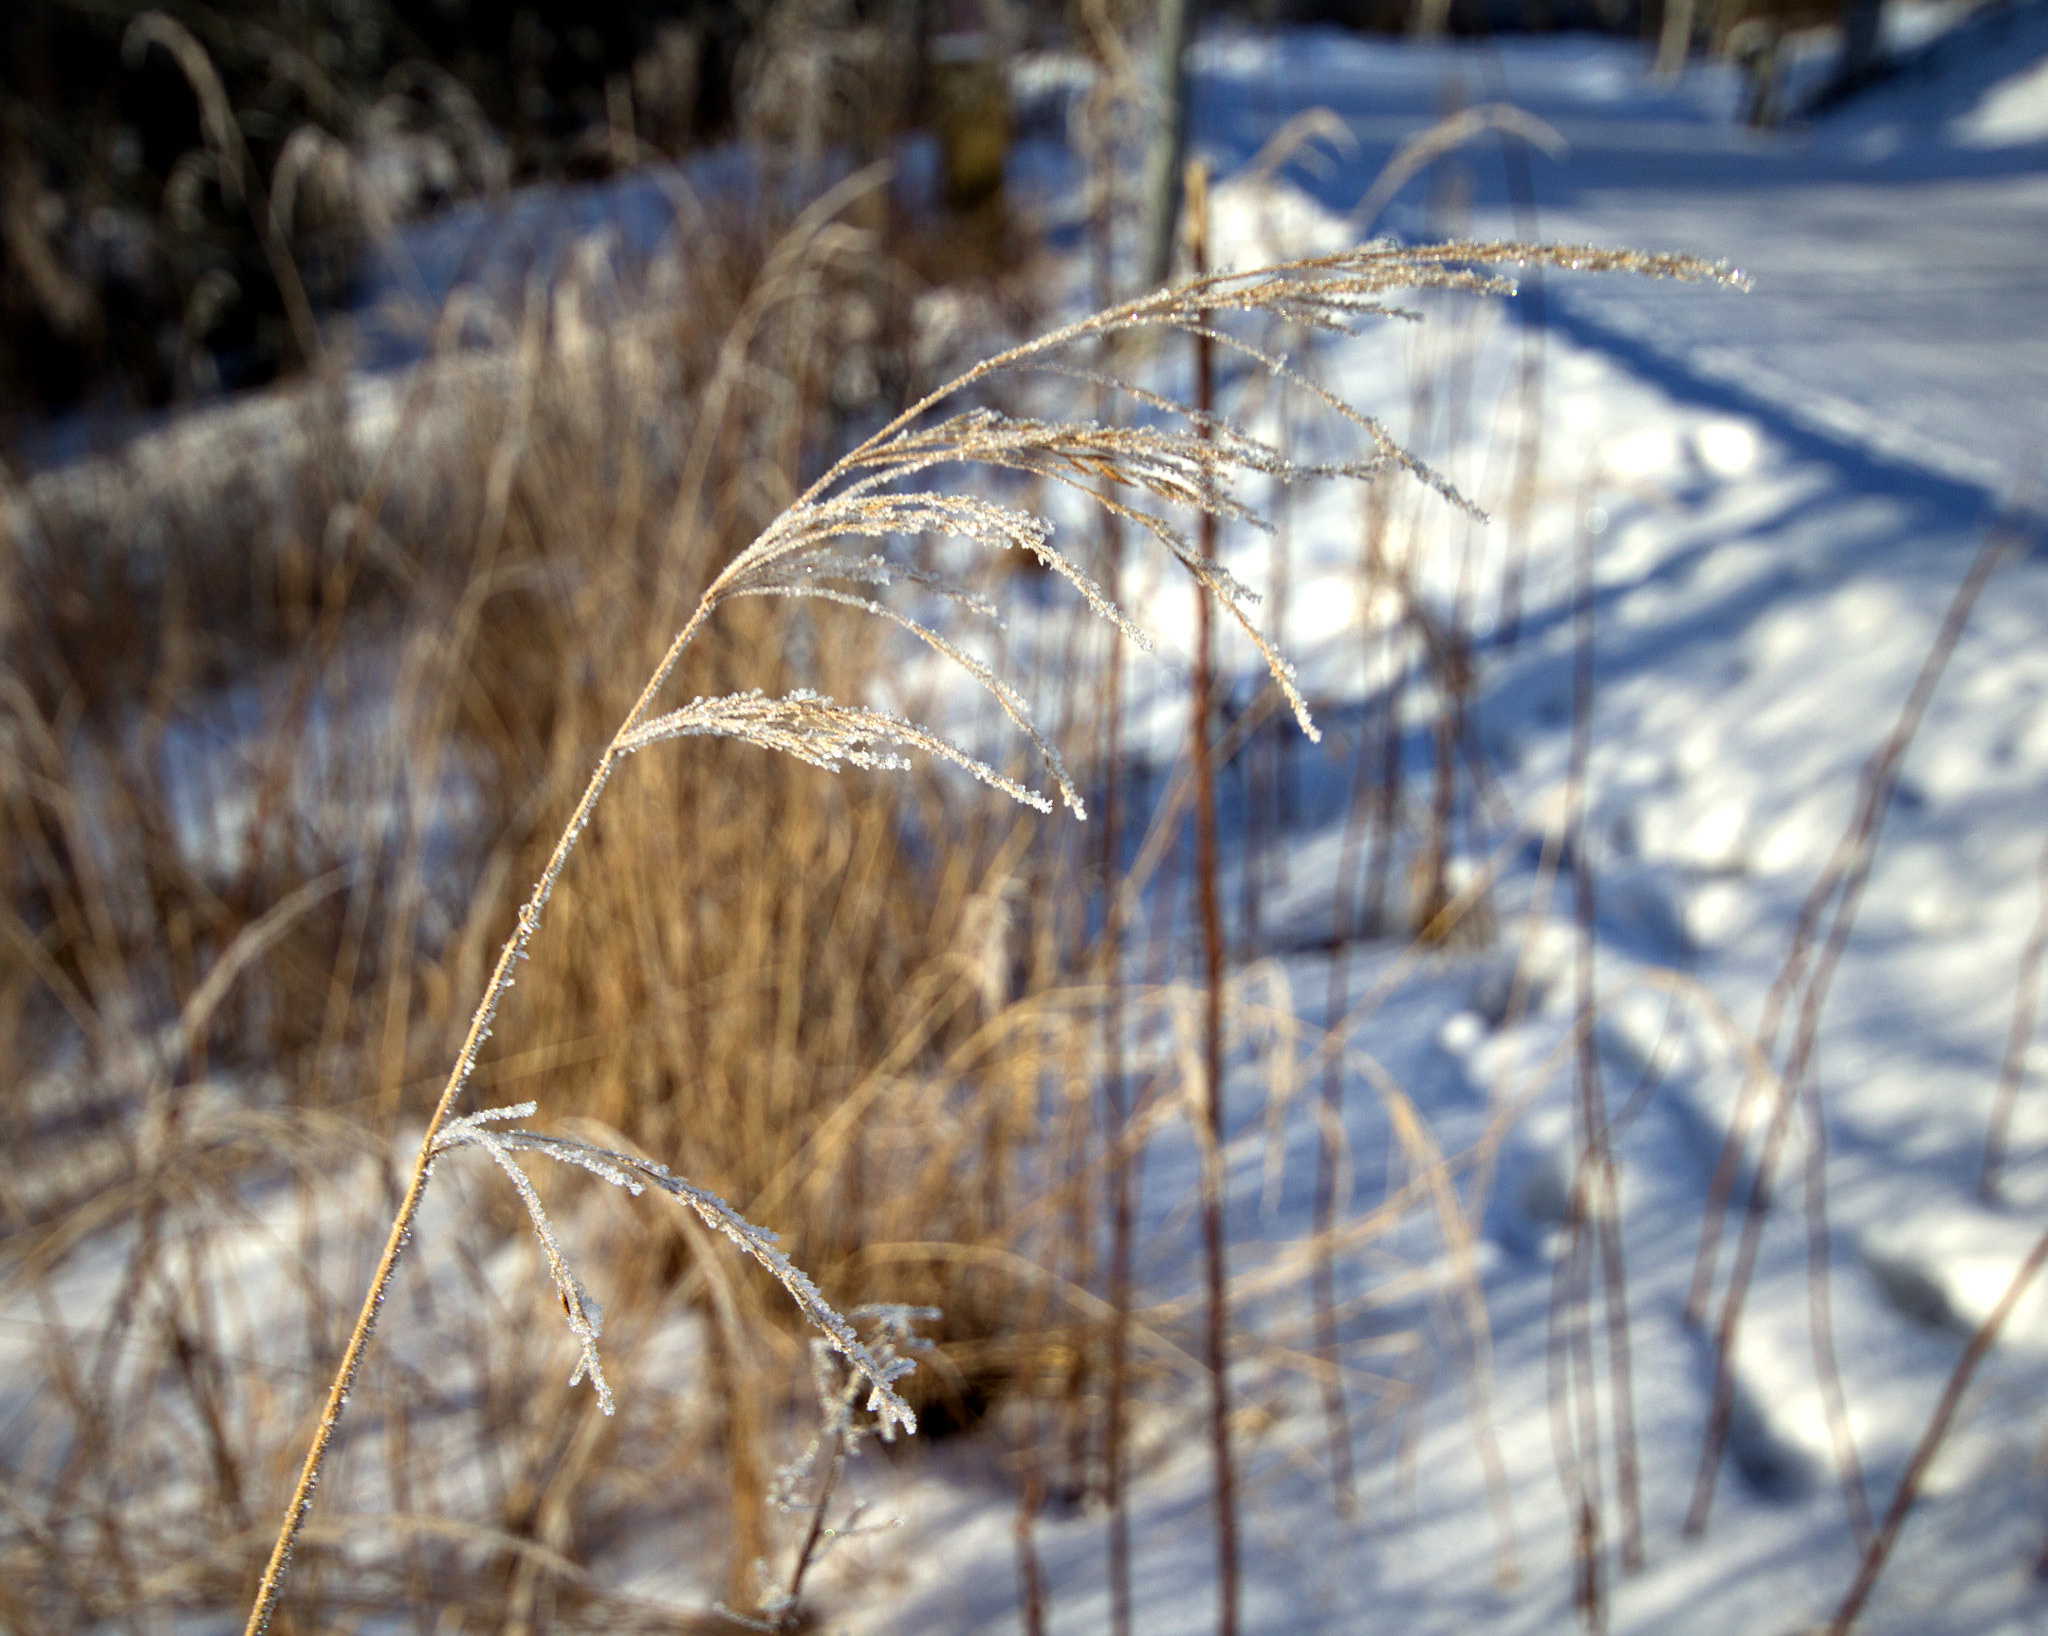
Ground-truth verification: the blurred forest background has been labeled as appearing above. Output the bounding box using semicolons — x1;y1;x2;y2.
0;0;1868;434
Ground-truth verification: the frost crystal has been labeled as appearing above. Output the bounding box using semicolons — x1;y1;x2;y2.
434;1110;920;1435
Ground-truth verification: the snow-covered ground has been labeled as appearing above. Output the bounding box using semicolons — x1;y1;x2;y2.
732;10;2048;1635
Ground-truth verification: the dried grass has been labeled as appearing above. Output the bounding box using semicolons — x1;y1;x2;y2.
0;116;1744;1634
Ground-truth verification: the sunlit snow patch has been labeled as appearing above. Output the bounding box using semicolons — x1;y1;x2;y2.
1692;418;1762;478
1954;53;2048;145
1862;1209;2048;1348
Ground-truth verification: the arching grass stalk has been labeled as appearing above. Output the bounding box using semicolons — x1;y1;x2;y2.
244;238;1739;1634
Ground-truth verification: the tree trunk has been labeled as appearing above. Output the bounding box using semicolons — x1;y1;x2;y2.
1836;0;1886;92
1656;0;1696;76
1138;0;1194;291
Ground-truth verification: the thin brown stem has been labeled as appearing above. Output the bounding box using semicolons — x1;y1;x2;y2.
1981;832;2048;1202
1802;1031;1876;1550
1313;693;1380;1517
241;598;716;1635
1098;449;1136;1636
1559;494;1608;1629
1548;1179;1604;1632
1595;1168;1641;1575
1686;521;2016;1540
1085;124;1134;1616
1826;1220;2048;1635
1015;1429;1050;1636
784;1423;848;1612
1186;158;1241;1636
1571;522;1642;1578
1013;1288;1052;1636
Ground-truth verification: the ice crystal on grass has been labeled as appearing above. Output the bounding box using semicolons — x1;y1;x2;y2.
620;688;1064;817
435;1108;919;1434
433;1104;615;1413
660;239;1741;779
717;1307;939;1634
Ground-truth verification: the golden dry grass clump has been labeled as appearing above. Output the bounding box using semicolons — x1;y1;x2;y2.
0;170;1032;1629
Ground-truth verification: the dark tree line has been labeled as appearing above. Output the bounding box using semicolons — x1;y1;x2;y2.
0;0;777;428
2;0;1880;436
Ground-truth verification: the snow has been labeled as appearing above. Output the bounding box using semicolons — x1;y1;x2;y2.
817;11;2048;1636
1958;51;2048;142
